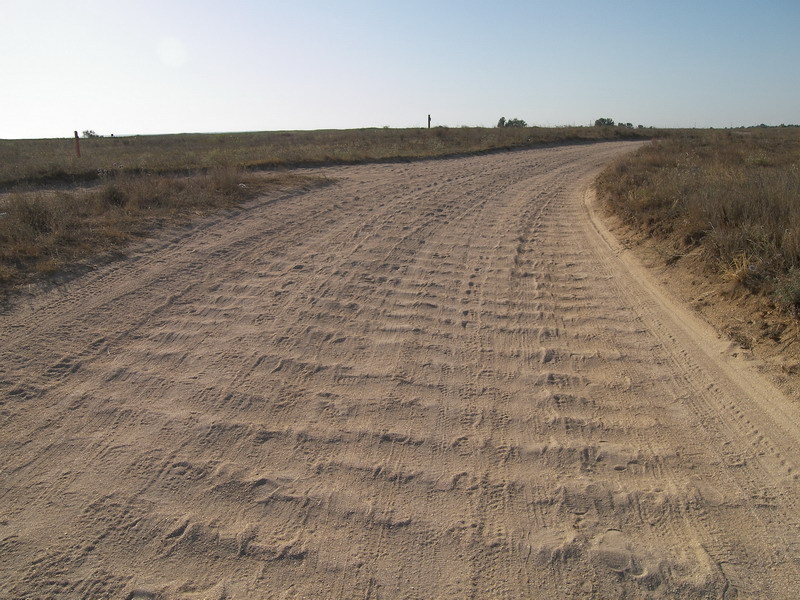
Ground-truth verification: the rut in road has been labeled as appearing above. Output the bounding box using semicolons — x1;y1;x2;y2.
2;142;799;599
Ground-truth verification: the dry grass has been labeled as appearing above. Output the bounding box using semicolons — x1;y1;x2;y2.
596;127;800;314
1;126;650;189
0;169;322;291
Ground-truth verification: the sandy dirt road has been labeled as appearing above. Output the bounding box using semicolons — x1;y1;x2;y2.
2;142;799;599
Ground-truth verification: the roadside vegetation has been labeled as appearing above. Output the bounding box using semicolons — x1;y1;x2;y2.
0;169;321;291
597;127;800;319
0;126;650;190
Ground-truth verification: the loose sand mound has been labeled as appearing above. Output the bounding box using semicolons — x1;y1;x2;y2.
2;142;799;599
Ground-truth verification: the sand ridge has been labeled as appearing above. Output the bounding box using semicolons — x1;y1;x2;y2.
2;141;799;599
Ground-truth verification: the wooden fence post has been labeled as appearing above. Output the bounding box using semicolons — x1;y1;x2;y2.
428;115;431;129
74;131;81;158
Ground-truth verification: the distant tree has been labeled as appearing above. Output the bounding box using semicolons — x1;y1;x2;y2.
82;129;101;138
498;117;527;128
594;118;615;127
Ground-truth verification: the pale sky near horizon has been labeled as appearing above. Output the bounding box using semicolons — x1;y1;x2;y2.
2;0;799;139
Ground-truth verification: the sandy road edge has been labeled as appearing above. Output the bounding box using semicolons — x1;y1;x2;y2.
583;186;800;439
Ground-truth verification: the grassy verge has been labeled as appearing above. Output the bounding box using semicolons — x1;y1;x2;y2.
597;127;800;315
0;169;323;293
1;126;650;190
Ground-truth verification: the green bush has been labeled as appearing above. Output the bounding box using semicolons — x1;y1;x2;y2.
497;117;527;128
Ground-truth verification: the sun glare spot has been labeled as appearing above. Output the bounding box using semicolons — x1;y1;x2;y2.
157;37;188;68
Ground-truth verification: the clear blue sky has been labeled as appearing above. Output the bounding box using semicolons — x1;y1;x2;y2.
3;0;799;138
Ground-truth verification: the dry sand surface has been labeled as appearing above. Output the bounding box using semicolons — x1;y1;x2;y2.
2;142;799;599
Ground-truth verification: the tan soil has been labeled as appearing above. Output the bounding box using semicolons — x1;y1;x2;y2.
2;142;799;599
593;212;800;400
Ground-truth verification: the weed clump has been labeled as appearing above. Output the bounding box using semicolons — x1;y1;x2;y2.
774;268;800;315
101;183;128;207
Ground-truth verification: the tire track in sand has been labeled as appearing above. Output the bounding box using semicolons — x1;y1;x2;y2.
2;141;799;599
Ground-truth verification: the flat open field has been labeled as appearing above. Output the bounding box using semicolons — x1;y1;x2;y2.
2;142;799;599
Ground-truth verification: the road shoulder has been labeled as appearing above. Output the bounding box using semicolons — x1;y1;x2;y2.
585;185;800;401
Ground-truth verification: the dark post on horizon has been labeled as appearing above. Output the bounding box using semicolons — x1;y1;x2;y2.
428;114;431;129
74;131;81;158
